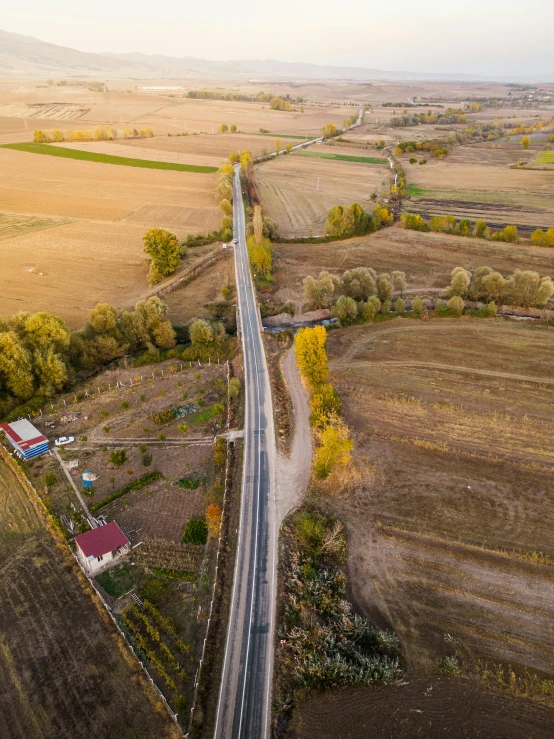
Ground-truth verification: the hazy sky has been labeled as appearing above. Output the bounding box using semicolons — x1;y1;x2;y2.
4;0;554;77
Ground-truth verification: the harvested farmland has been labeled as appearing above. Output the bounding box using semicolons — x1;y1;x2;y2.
0;454;179;739
256;154;390;237
1;142;218;172
309;320;554;734
0;147;220;325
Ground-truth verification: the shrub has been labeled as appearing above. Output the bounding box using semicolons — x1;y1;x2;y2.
401;213;428;231
447;295;465;316
214;437;227;467
121;401;129;409
141;452;152;467
42;472;57;488
182;517;208;545
411;296;424;315
110;449;127;467
176;477;200;489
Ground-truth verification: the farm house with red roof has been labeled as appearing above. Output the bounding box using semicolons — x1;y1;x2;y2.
74;521;130;574
0;419;49;460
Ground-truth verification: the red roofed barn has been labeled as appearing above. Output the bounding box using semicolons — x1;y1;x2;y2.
75;521;130;574
0;419;49;460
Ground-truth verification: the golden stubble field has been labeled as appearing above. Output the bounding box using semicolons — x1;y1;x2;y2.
0;454;180;739
0;147;221;326
256;150;390;237
292;318;554;737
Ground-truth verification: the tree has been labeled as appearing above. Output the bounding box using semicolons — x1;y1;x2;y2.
143;228;181;284
333;296;358;324
474;219;489;239
228;377;240;399
395;297;406;315
220;198;233;217
110;449;127;467
481;271;506;302
87;303;119;336
206;504;222;538
253;205;264;244
33;130;50;143
152;320;176;349
411;296;424;316
313;416;354;479
359;296;380;322
294;326;329;389
189;319;214;346
342;267;376;300
182;517;208;545
52;129;64;142
285;143;293;154
230;124;237;133
377;273;393;302
303;272;337;309
247;235;272;276
0;332;34;400
322;123;338;138
446;267;471;297
310;385;342;429
447;295;464;316
218;124;228;133
521;136;530;149
391;270;407;297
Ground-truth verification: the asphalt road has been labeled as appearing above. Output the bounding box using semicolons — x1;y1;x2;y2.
214;166;277;739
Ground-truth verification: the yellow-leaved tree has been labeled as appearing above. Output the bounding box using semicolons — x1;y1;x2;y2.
294;326;329;389
313;416;353;479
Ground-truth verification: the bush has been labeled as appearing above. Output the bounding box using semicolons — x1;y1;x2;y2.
110;449;127;467
176;477;200;489
42;472;57;488
182;517;208;545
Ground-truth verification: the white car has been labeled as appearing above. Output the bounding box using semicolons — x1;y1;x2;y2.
55;436;75;447
232;238;238;245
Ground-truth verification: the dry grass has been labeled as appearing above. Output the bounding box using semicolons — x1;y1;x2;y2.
319;319;554;689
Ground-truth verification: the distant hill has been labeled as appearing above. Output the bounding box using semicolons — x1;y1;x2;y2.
0;28;543;82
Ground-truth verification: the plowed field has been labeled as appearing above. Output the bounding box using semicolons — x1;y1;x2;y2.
0;455;179;739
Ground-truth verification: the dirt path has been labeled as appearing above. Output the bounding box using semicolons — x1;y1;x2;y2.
330;359;554;385
276;346;312;521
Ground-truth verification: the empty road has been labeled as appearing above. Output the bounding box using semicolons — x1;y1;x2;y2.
214;165;277;739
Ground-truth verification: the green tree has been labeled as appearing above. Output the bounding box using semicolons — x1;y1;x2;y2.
189;319;214;346
230;124;237;133
395;297;406;315
447;295;464;316
446;267;472;297
303;271;338;309
391;270;407;297
182;517;208;545
341;267;376;300
220;198;233;217
218;123;228;133
377;273;393;302
481;271;506;302
332;295;358;324
411;296;424;316
143;228;181;284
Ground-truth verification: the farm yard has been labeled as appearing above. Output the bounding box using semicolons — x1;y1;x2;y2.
255;146;390;237
17;354;241;727
286;318;554;737
0;454;180;739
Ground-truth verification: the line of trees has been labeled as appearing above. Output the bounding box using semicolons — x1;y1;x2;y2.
0;297;176;419
294;326;353;479
33;127;154;143
443;266;554;309
395;139;449;158
270;97;295;112
217;124;237;133
390;107;468;128
326;203;393;240
402;213;554;246
303;267;407;325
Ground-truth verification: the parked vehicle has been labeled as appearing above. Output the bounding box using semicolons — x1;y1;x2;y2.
55;436;75;446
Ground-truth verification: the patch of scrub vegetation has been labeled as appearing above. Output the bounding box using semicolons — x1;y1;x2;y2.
274;507;402;725
96;563;134;597
0;142;218;173
293;150;388;165
536;150;554;164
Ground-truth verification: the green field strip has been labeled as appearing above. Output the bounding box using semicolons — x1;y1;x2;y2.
0;143;218;173
253;132;312;140
292;149;388;164
536;151;554;164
